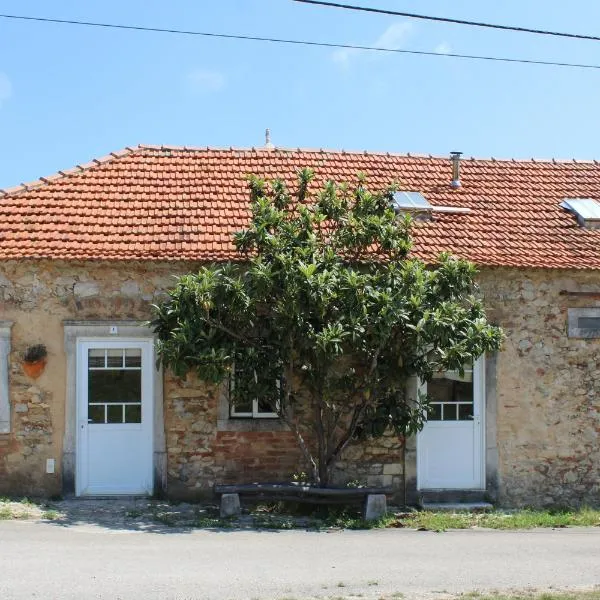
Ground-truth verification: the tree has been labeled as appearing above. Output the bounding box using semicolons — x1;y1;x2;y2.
151;169;503;486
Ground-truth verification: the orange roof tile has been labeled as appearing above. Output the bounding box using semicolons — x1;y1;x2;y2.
1;144;600;269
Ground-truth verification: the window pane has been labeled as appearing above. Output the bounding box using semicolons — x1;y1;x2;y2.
125;404;142;423
88;349;105;368
578;316;600;330
443;404;459;421
125;348;142;368
88;404;105;424
231;397;253;415
257;397;277;414
458;403;473;420
428;403;442;420
106;349;124;368
107;404;123;424
88;370;141;403
428;379;453;403
455;381;473;403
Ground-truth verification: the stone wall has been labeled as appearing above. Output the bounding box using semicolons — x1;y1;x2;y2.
0;259;598;505
163;368;403;498
478;268;600;507
0;259;188;495
0;260;404;498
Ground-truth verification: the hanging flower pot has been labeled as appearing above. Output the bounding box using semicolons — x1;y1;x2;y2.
22;344;48;379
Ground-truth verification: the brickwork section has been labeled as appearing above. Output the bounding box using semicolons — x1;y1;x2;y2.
163;370;402;497
214;431;304;484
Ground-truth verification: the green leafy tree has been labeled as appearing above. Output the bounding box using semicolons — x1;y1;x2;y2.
152;169;503;486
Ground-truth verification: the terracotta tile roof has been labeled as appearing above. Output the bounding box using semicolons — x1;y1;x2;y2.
1;144;600;269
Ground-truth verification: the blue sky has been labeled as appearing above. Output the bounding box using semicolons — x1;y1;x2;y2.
1;0;600;187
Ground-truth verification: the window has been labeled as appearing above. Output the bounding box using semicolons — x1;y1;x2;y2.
560;198;600;229
87;347;142;424
427;367;474;421
568;308;600;339
229;363;280;419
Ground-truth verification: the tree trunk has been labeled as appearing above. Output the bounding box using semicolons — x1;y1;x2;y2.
318;460;331;487
315;402;327;486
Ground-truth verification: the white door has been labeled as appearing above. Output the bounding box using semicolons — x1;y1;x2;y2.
417;357;485;490
76;339;154;496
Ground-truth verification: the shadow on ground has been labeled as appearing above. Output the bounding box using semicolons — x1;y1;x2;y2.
34;498;299;534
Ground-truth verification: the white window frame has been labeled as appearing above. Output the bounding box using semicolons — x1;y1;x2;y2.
0;321;12;434
229;364;279;419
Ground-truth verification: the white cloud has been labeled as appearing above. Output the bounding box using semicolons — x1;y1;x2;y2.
0;73;13;108
375;21;413;50
434;42;452;55
186;69;225;93
332;21;413;68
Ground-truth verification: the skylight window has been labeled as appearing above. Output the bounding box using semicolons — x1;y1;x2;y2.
391;191;432;214
391;191;471;219
560;198;600;229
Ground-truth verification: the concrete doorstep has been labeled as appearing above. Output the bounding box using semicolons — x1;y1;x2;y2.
421;502;493;511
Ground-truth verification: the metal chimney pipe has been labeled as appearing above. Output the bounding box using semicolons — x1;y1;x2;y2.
450;151;462;189
265;128;274;149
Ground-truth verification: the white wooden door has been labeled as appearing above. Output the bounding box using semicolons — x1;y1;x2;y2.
417;357;485;490
76;339;154;496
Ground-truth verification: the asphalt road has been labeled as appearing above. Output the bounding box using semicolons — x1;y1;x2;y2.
1;521;599;600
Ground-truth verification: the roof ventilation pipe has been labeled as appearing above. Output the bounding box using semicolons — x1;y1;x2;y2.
450;151;462;189
265;128;274;150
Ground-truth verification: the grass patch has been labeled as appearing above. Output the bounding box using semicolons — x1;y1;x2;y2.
252;514;298;530
151;511;178;527
0;497;48;520
322;511;396;530
403;507;600;531
195;516;229;528
457;591;600;600
42;510;59;520
186;505;600;532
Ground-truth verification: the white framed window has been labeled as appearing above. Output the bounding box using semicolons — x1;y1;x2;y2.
426;366;474;421
229;364;280;419
568;308;600;338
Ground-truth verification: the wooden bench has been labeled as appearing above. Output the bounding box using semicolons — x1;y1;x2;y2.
214;483;393;521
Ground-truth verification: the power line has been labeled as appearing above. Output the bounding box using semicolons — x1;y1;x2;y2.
1;13;599;70
294;0;600;43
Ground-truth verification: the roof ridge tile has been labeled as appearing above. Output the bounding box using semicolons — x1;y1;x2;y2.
132;144;600;165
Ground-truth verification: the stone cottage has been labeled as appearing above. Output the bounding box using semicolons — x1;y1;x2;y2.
0;144;599;507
